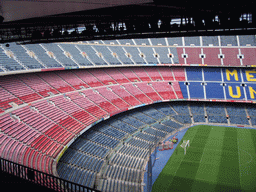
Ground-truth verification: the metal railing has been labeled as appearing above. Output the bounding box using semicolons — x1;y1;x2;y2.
0;157;101;192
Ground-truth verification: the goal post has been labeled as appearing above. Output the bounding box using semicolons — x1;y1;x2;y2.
180;140;190;155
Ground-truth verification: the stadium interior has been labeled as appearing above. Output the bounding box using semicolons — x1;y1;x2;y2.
1;1;256;192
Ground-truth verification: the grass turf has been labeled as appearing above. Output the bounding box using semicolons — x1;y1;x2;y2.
152;125;256;192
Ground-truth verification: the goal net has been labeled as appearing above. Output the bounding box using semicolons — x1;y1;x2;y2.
180;140;190;155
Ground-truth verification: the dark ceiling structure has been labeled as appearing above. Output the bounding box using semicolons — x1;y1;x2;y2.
0;0;255;43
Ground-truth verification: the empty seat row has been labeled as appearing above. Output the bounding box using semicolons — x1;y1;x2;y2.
100;178;141;192
103;165;141;183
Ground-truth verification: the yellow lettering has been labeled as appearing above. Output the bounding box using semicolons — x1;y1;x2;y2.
249;86;256;99
228;86;241;98
246;70;256;81
226;69;238;81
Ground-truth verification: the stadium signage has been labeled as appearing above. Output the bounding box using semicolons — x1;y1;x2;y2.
225;69;256;99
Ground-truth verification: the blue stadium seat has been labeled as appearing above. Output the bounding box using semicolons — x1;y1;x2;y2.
238;35;256;46
141;107;166;120
161;119;182;128
167;37;182;46
226;104;247;116
7;43;44;69
241;69;256;83
95;124;127;140
179;82;189;99
152;103;176;116
150;38;166;46
171;103;189;114
154;47;172;64
250;117;256;125
60;44;94;66
208;115;228;124
71;138;110;158
130;112;156;124
139;47;158;64
0;46;25;71
225;83;245;100
93;45;121;65
25;44;62;68
109;120;138;134
143;127;166;138
229;116;249;125
205;83;225;99
134;39;150;45
246;105;256;117
173;115;191;124
220;35;237;46
223;68;242;82
186;67;203;81
184;36;200;46
203;68;222;81
202;36;219;46
43;44;78;67
193;115;206;123
152;122;175;132
76;45;107;65
169;47;179;64
206;103;226;115
118;116;145;128
124;47;146;64
188;82;205;99
190;104;205;115
108;46;134;64
118;39;135;45
135;132;157;142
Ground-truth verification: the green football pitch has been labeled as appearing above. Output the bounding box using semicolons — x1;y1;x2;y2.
152;125;256;192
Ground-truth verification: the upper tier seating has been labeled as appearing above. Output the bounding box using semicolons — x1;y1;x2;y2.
123;46;146;64
139;47;159;64
107;46;134;65
76;45;108;65
42;44;78;67
6;43;44;69
59;44;93;66
0;46;25;71
25;44;62;68
1;35;256;74
93;45;121;65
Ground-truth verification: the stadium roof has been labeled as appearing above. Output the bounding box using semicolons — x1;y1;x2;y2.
1;0;256;43
0;0;153;23
1;0;255;24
